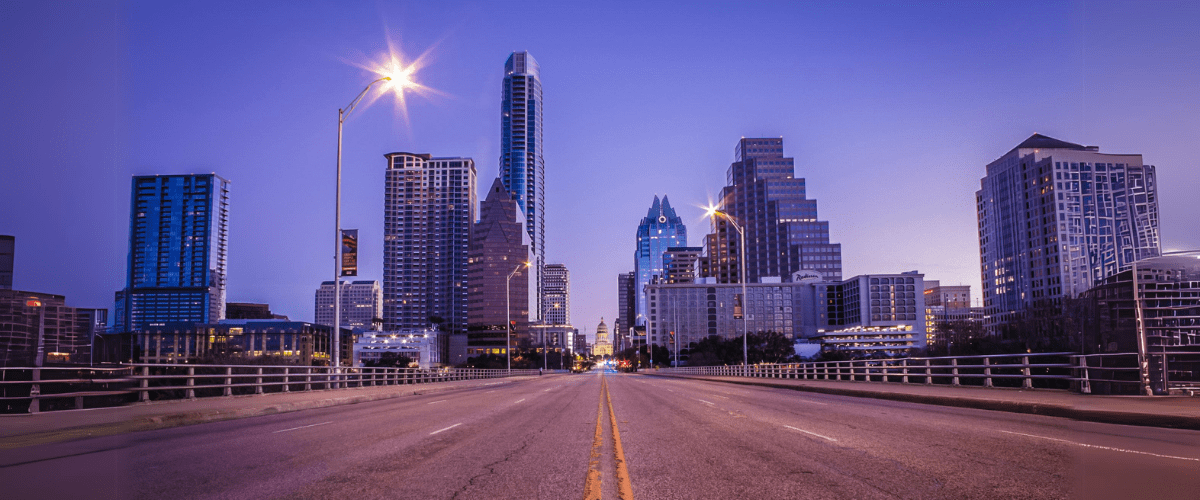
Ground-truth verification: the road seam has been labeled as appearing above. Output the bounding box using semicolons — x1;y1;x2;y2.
582;378;604;500
998;430;1200;462
272;421;333;434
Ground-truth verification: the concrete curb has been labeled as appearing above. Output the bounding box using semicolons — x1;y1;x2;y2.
647;374;1200;431
0;378;528;449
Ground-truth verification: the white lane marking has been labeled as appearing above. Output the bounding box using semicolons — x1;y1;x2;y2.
273;421;333;434
426;399;447;405
486;390;495;393
430;423;462;435
543;388;553;392
666;389;675;393
784;425;837;442
711;395;729;399
795;398;829;406
999;430;1200;462
698;399;715;405
515;398;526;404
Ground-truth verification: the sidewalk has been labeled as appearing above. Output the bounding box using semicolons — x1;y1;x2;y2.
0;376;536;449
647;373;1200;431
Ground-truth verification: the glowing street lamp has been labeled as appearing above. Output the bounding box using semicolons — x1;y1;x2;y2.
332;49;428;377
506;262;530;372
706;206;749;375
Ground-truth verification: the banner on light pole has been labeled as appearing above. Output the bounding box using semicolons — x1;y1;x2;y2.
341;229;358;277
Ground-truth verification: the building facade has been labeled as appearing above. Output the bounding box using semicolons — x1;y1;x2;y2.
137;320;353;365
0;289;101;366
0;235;13;290
542;263;570;326
115;174;230;332
383;153;476;336
702;138;842;284
663;247;702;284
315;280;382;330
977;134;1161;334
646;272;927;359
634;195;687;326
466;178;532;358
225;302;287;320
501;51;546;322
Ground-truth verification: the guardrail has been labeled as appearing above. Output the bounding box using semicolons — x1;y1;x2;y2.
663;352;1082;391
1;365;548;414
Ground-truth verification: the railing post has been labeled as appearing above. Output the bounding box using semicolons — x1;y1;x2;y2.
902;359;909;384
140;366;150;402
28;367;41;414
283;367;290;393
305;367;312;392
1022;356;1032;389
952;358;960;386
984;357;993;388
186;366;195;399
1078;356;1091;394
255;367;264;395
924;359;932;385
224;367;233;396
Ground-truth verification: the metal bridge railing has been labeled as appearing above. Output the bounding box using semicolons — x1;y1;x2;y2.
662;352;1096;391
1;365;546;414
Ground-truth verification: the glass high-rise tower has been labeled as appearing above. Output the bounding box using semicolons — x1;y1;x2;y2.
977;134;1160;334
383;153;477;334
115;174;229;331
501;51;545;321
634;195;687;325
703;138;842;284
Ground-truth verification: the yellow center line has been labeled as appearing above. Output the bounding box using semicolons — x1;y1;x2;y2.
606;377;635;500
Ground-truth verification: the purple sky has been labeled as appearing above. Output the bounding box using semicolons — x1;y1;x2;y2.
3;1;1198;343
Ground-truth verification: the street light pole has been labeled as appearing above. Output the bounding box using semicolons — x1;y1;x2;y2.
709;209;748;376
506;262;528;372
334;76;390;378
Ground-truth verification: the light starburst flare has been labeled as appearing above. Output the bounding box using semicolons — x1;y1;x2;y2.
347;37;446;125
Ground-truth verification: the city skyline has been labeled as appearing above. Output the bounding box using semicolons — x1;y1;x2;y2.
3;2;1199;344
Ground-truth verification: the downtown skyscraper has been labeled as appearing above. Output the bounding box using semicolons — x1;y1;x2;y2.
977;134;1160;334
542;263;570;326
383;153;476;334
703;138;842;284
115;174;229;331
634;196;687;325
467;178;532;354
500;51;546;321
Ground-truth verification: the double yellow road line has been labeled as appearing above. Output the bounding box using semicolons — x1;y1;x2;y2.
583;375;633;500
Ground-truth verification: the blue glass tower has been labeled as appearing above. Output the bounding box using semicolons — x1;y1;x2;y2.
501;51;545;320
635;195;687;325
116;174;229;331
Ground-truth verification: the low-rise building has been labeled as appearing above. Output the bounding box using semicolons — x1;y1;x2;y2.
0;289;104;367
137;320;353;365
353;330;441;368
646;271;927;359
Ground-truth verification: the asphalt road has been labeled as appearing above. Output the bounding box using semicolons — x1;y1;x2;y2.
2;370;1199;499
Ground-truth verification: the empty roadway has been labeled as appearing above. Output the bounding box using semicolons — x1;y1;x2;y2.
2;370;1198;499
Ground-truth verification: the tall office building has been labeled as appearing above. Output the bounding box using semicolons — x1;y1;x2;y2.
383;153;476;335
315;280;382;330
466;178;532;356
615;272;635;351
0;235;13;290
702;138;842;284
542;263;570;326
115;174;229;332
501;51;546;321
977;134;1160;333
634;196;687;324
